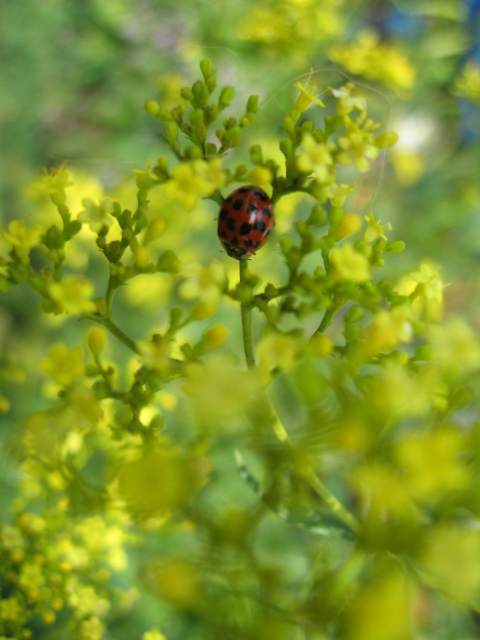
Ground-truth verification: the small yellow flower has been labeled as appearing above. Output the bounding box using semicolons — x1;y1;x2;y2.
294;70;325;112
330;243;370;283
330;84;367;117
296;134;333;184
179;260;226;307
257;333;299;376
40;343;85;387
323;182;356;207
163;159;226;210
363;212;392;243
30;165;72;202
0;597;22;621
428;318;480;376
78;198;114;233
3;220;43;262
364;305;413;355
48;276;96;315
139;338;171;374
410;262;444;304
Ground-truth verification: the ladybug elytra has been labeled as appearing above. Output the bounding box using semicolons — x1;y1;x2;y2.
217;186;275;260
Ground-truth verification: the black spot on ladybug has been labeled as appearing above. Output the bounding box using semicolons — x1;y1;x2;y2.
231;236;239;245
262;207;272;218
244;239;253;247
255;220;266;232
226;218;236;232
219;208;228;220
247;202;257;214
254;240;261;248
220;230;228;239
237;187;249;193
253;189;269;202
264;228;272;237
239;222;251;235
232;199;243;210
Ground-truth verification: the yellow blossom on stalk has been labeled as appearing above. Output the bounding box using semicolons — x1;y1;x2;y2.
329;84;367;117
420;525;480;604
3;220;43;262
163;159;226;210
427;317;480;376
330;243;370;282
323;182;356;207
179;259;226;308
78;616;106;640
336;119;379;172
395;427;468;502
296;134;334;184
257;333;300;378
48;276;96;314
39;344;85;387
364;305;413;355
30;165;72;202
410;262;444;304
363;211;392;243
293;70;325;112
329;30;416;94
143;629;167;640
453;62;480;104
78;198;115;233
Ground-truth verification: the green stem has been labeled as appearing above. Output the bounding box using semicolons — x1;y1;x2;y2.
239;259;256;369
105;275;116;316
237;261;358;535
313;301;340;335
92;315;141;356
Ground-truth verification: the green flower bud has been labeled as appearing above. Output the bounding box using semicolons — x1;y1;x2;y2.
44;225;65;250
192;80;210;106
180;87;195;102
145;100;160;116
308;205;327;226
157;249;181;273
218;86;235;109
374;132;399;149
165;122;178;144
279;139;293;157
345;306;364;324
205;142;217;156
386;241;406;253
247;95;259;113
145;218;166;244
87;328;107;355
200;59;213;78
249;144;263;165
190;109;204;126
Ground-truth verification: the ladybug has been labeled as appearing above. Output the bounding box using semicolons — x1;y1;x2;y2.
217;186;275;260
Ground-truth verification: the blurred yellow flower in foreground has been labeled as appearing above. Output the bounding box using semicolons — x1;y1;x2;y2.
330;243;370;282
39;344;85;387
48;276;96;315
3;220;43;262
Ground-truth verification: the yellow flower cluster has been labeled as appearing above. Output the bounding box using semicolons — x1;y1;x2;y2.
329;30;416;94
163;158;226;210
48;276;96;315
2;220;43;263
236;0;345;54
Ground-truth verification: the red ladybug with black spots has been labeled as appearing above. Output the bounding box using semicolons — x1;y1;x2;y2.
217;186;275;260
